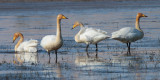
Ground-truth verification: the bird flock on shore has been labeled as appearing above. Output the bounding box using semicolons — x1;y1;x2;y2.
12;13;148;63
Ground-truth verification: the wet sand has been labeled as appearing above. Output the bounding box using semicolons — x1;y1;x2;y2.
0;0;160;79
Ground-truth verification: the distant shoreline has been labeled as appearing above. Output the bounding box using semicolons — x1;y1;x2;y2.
0;0;156;3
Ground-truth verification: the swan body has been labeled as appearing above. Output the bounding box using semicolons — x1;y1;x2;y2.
111;13;147;53
112;27;144;43
40;14;68;63
41;35;63;51
72;21;110;51
13;32;38;53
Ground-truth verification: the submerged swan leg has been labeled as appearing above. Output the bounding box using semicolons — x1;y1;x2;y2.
86;44;89;52
95;44;98;51
55;50;58;63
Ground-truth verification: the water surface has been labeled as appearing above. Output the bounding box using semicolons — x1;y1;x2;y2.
0;0;160;80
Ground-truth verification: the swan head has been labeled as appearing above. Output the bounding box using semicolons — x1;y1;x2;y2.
13;32;23;43
137;13;148;18
72;21;83;29
57;14;68;20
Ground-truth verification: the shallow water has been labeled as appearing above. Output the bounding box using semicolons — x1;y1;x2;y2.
0;0;160;80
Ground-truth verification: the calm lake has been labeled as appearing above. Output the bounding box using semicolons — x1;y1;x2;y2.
0;0;160;80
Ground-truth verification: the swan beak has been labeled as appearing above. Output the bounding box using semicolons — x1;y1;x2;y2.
13;39;15;43
72;24;77;29
13;37;16;43
143;14;148;17
62;16;68;19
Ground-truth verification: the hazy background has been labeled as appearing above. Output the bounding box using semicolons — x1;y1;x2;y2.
0;0;159;3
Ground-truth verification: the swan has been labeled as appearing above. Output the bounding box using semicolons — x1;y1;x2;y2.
111;13;147;53
13;32;38;52
40;14;68;63
72;21;110;51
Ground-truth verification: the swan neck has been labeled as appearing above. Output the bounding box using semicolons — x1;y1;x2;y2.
135;16;142;32
79;23;84;27
56;19;62;40
15;34;24;51
75;34;80;42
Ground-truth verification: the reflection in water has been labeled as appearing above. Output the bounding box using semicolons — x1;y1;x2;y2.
75;52;160;73
111;54;143;70
0;1;160;79
56;63;63;78
75;52;107;71
14;52;38;65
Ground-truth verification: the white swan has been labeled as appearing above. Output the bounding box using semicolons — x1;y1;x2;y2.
40;14;68;63
13;32;38;52
72;21;110;51
111;13;147;53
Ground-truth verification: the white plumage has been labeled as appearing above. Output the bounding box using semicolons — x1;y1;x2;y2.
40;14;68;63
13;32;38;53
76;27;109;44
72;21;110;51
17;40;38;52
112;27;144;43
111;13;147;53
40;35;61;52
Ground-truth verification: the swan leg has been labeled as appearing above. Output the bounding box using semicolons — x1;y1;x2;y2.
55;50;58;63
95;51;98;58
48;51;51;64
86;51;89;58
86;44;89;52
48;51;50;57
95;44;98;51
128;42;131;54
126;43;129;48
126;43;131;54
